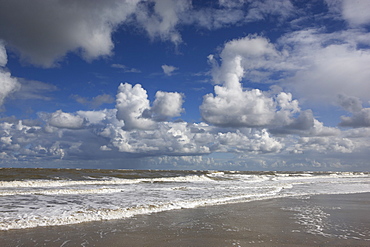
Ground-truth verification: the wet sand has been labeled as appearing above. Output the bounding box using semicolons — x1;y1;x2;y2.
1;193;369;246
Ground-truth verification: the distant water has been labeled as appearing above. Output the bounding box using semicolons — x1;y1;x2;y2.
0;168;369;230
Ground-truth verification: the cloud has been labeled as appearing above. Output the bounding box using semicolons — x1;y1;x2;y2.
101;121;211;155
0;91;367;170
0;119;114;162
200;85;300;128
77;109;117;125
0;72;20;107
337;94;363;113
116;83;185;130
72;94;114;109
0;1;299;68
206;30;370;108
0;0;140;67
187;0;295;30
184;6;245;29
0;41;6;67
218;0;246;8
0;42;20;107
116;83;154;130
326;0;370;26
202;34;345;138
336;94;370;128
135;0;295;41
282;30;370;103
294;136;355;154
2;2;370;170
41;110;85;129
208;35;296;85
244;0;295;22
111;64;141;73
0;83;290;164
271;110;340;137
11;78;57;101
341;0;370;26
135;0;191;45
98;118;284;156
339;109;370;128
343;127;370;140
202;35;302;128
150;91;184;121
214;128;284;154
1;43;55;108
161;64;178;76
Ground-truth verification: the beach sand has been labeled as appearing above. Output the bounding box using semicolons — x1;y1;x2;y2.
1;193;369;246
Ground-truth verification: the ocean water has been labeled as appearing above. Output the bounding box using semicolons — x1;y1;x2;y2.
0;168;369;231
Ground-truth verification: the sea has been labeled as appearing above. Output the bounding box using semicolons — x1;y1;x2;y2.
0;168;369;231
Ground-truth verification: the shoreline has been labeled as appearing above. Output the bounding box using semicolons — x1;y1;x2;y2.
1;192;369;246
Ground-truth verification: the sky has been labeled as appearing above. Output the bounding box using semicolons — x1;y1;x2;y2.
1;0;370;171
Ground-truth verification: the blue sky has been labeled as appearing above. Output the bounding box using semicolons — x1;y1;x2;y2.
1;0;370;171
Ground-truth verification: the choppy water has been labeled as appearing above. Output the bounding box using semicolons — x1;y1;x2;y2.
0;168;369;230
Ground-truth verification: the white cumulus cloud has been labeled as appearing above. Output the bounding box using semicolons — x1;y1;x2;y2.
116;83;154;131
209;35;292;85
201;85;300;128
151;91;184;121
116;83;184;130
202;35;301;128
44;110;85;129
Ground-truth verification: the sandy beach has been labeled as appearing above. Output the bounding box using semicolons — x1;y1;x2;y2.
1;192;369;247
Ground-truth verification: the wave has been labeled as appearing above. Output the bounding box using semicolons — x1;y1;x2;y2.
0;187;126;196
0;174;214;189
4;186;370;231
0;186;284;230
0;169;369;231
